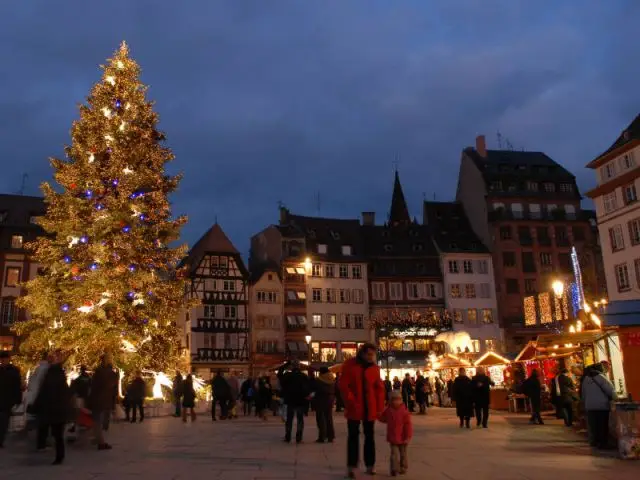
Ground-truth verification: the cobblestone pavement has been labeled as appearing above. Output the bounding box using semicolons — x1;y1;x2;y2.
3;408;639;479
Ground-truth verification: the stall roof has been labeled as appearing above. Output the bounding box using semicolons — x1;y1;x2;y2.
600;300;640;327
474;351;512;367
535;330;604;348
436;354;471;369
514;342;537;362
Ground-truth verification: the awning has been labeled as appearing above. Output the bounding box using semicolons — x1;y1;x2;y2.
474;351;512;367
535;330;604;349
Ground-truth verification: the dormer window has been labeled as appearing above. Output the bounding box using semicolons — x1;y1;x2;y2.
543;183;556;193
412;243;423;252
317;244;328;254
409;229;419;237
526;181;538;191
341;245;352;256
560;183;573;193
620;152;636;170
330;230;340;240
383;244;393;252
307;229;316;239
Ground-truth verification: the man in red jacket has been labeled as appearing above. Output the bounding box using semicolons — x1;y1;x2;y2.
339;343;385;478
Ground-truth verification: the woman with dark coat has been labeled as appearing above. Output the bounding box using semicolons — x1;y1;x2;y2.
523;370;544;425
126;373;146;423
255;376;273;420
452;368;473;429
182;375;196;422
33;352;72;465
313;367;336;442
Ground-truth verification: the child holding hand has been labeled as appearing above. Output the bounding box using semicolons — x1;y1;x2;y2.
379;390;413;476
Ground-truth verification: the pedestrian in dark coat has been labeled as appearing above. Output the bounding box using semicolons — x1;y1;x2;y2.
453;368;473;428
278;360;311;443
557;368;577;427
0;351;22;448
415;375;427;414
523;370;544;425
211;372;231;420
383;376;393;403
126;374;146;423
313;367;336;443
401;374;413;410
240;377;254;416
88;353;118;450
182;374;196;422
33;353;72;465
471;367;494;428
172;372;184;418
255;376;273;420
70;366;91;407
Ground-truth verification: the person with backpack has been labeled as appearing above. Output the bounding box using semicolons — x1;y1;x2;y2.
582;362;616;449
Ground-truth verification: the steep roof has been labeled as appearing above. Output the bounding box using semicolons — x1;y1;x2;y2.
0;194;46;226
183;223;242;272
389;171;411;226
587;113;640;168
423;201;488;253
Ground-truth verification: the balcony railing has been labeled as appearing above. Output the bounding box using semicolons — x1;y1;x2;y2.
193;318;248;333
193;348;249;362
489;209;587;222
201;291;245;304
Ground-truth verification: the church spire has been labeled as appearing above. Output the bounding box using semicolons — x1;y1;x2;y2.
389;170;411;226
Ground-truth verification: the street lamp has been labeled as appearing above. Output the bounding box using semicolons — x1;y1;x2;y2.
304;257;312;272
305;334;312;364
551;280;564;298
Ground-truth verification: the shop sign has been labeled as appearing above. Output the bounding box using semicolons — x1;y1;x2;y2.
390;328;438;338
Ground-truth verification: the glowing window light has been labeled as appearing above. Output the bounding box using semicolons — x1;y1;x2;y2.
554;296;562;322
539;292;552;324
524;296;537;326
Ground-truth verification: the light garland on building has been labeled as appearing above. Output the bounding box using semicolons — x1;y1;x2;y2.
524;296;537;326
539;292;552;324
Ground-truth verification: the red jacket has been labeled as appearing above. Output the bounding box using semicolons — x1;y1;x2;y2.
339;358;385;422
379;405;413;445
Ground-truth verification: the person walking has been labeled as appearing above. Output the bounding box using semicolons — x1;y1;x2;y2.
278;360;311;443
172;372;184;418
401;374;413;410
256;376;273;420
557;368;577;427
523;370;544;425
452;368;473;428
127;373;146;423
471;366;494;428
226;373;240;419
414;374;427;415
383;376;393;403
582;362;616;449
88;353;118;450
181;374;197;422
435;377;445;407
446;378;454;408
339;343;385;478
379;391;413;476
211;371;231;421
25;351;49;434
33;351;72;465
313;367;336;443
240;377;254;416
0;351;22;448
68;365;91;434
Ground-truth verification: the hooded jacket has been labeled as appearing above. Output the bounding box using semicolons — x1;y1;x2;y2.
339;357;385;422
313;372;336;408
582;371;616;411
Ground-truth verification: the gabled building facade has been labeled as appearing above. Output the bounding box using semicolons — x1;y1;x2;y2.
586;114;640;302
424;201;502;353
457;135;605;350
180;223;250;377
249;265;285;375
0;194;46;353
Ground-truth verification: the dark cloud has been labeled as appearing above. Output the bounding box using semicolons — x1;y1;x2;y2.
1;1;639;256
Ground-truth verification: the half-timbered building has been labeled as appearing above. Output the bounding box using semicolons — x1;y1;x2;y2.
180;223;250;377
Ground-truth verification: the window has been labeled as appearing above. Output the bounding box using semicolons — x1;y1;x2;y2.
317;244;328;254
351;265;362;279
256;340;279;353
341;314;352;329
287;290;305;301
555;225;568;243
312;314;322;328
326;314;337;328
4;267;20;287
257;291;278;303
518;226;532;244
312;264;322;277
529;204;541;219
312;288;322;303
339;289;350;303
0;211;7;224
465;284;476;298
572;226;586;242
479;283;491;298
620;152;636;170
219;256;228;268
624;184;638;204
354;315;364;329
603;192;618;214
407;283;420;300
477;260;489;274
526;181;538;191
543;183;556;193
482;309;494;324
424;283;436;298
453;310;463;324
503;252;516;267
511;203;523;219
223;280;235;291
389;283;402;300
339;264;349;279
540;252;553;266
448;260;459;274
371;282;385;300
324;264;335;278
325;289;336;303
506;279;519;294
615;263;631;292
635;259;640;288
383;244;393;252
560;183;573;193
629;219;640;246
524;278;537;294
463;260;473;274
331;231;341;240
490;181;502;191
450;284;461;298
1;298;16;326
11;235;23;249
352;289;364;303
499;226;512;240
224;306;237;319
342;245;353;256
610;225;625;252
467;309;478;325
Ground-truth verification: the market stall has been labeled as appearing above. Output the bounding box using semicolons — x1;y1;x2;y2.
474;351;512;410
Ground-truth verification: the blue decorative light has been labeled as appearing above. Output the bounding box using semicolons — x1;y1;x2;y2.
85;189;93;198
142;319;148;324
96;203;105;211
147;290;154;296
80;235;89;244
112;179;119;187
130;191;144;199
72;276;83;281
90;263;99;271
61;304;70;312
139;213;147;221
115;99;122;109
63;256;71;263
570;282;580;317
128;264;136;272
127;292;135;300
122;225;131;233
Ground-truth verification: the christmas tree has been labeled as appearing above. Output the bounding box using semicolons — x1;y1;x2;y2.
15;42;191;372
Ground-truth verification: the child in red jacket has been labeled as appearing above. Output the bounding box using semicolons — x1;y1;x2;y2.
379;390;413;476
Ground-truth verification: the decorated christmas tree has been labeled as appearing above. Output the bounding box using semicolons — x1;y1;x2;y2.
15;42;191;372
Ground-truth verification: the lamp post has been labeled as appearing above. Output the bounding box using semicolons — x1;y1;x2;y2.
551;279;565;323
552;280;564;299
305;334;312;365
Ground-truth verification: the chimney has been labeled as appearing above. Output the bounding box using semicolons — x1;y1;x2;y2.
362;212;375;226
476;135;487;157
279;206;289;225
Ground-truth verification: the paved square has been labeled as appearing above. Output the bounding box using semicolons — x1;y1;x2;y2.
3;408;638;479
